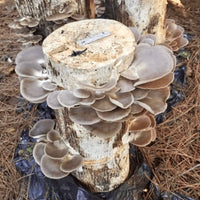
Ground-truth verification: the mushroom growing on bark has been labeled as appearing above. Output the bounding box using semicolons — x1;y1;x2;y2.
165;19;189;51
15;19;181;192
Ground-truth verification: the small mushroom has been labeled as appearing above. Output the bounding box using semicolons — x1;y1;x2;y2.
84;121;122;138
15;46;45;65
45;140;68;159
41;155;69;179
91;96;117;112
116;77;135;93
96;107;131;122
109;92;134;109
135;87;170;115
58;90;81;107
132;89;149;100
47;130;61;142
131;104;144;115
60;154;83;172
20;78;50;103
47;91;63;109
165;19;188;51
17;35;43;45
128;115;151;132
130;130;153;147
41;81;57;91
29;119;55;138
72;88;91;98
69;106;101;125
15;61;44;78
33;142;46;165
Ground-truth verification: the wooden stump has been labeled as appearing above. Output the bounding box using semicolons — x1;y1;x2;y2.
43;19;136;192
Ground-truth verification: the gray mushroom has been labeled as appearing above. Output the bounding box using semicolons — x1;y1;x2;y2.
69;106;101;125
45;140;69;159
41;155;69;179
84;121;122;139
47;91;63;109
60;154;83;173
96;107;131;122
135;87;170;115
33;142;46;165
15;61;45;78
91;96;117;112
20;78;51;103
15;46;44;65
58;90;81;107
29;119;55;138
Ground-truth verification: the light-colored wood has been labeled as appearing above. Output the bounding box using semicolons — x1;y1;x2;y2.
105;0;167;43
43;19;136;89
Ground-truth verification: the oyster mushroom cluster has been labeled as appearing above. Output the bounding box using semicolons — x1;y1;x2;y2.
164;19;188;51
30;119;83;179
15;26;177;145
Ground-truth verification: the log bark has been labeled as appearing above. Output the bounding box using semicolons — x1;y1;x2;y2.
105;0;167;43
14;0;87;20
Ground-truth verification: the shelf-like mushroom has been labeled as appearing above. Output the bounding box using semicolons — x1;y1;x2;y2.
29;119;55;138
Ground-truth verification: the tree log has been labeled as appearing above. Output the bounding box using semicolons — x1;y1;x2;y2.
105;0;167;43
43;19;136;192
14;0;87;20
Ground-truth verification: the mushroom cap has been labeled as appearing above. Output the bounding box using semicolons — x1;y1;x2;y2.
116;77;135;93
72;88;91;98
57;90;81;107
132;89;149;101
17;35;43;45
96;107;131;122
80;78;117;92
131;104;144;115
84;121;122;138
15;46;44;65
127;45;174;86
130;130;153;147
29;119;55;138
41;155;69;179
15;61;44;78
46;130;61;142
33;142;46;165
20;78;50;103
60;155;83;173
137;72;174;89
45;140;68;159
135;87;170;115
47;91;63;109
69;106;101;125
41;81;57;91
91;96;117;112
109;92;134;109
79;94;96;106
128;115;152;132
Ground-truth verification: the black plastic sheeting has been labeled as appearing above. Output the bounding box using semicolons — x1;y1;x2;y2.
14;55;195;199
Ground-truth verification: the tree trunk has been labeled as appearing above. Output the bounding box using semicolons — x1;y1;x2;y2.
14;0;87;20
42;19;136;192
105;0;167;43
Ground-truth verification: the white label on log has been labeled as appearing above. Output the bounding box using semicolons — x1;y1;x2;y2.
77;31;111;46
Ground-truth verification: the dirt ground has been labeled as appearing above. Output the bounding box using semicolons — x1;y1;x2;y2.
0;0;199;199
